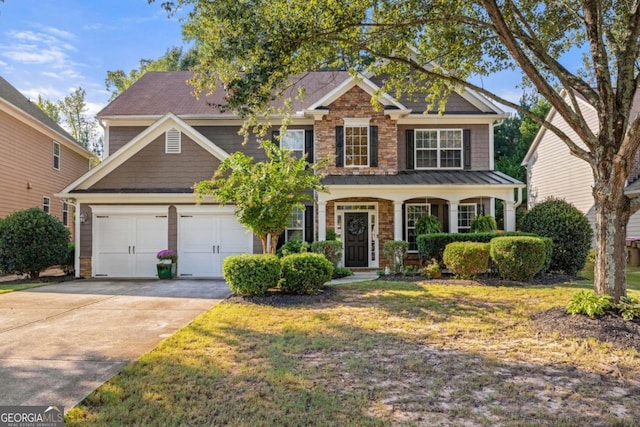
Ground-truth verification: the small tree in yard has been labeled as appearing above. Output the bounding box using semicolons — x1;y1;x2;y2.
195;141;325;254
0;208;70;279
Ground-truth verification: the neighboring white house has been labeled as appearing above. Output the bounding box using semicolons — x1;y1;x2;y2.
522;91;640;238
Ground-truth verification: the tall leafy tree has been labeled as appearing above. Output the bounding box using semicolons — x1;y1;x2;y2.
153;0;640;301
105;45;199;100
195;141;326;254
35;95;61;124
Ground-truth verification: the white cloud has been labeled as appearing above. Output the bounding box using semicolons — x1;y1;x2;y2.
21;86;66;101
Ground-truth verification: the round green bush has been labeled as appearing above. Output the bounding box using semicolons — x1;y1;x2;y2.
520;198;592;275
443;242;490;279
470;215;497;233
489;236;546;281
280;253;334;295
223;254;281;296
310;240;343;267
0;207;70;279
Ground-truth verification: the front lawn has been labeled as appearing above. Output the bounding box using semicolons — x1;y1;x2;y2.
66;278;640;426
0;282;49;294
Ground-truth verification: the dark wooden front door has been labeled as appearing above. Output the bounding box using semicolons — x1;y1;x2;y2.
344;212;368;267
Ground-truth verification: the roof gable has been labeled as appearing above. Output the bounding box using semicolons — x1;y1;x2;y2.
61;113;229;192
306;73;407;110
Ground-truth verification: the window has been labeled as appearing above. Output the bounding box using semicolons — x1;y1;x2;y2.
280;130;305;159
53;142;60;170
165;128;181;154
458;204;477;232
285;207;304;241
43;197;50;214
406;204;431;251
344;119;369;167
62;202;69;227
415;129;462;169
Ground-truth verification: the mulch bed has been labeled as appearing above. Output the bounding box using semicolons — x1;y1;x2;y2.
225;285;339;307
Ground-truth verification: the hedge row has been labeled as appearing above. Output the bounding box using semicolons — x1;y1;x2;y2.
416;232;536;264
223;253;334;296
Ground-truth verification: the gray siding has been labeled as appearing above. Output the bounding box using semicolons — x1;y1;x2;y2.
398;124;490;170
91;133;221;190
108;126;146;154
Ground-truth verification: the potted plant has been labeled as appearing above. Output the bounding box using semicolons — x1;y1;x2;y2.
156;249;177;279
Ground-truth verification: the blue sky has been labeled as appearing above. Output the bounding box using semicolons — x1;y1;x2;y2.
0;1;533;119
0;0;187;117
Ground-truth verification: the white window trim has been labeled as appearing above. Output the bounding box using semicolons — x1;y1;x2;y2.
280;129;305;156
414;128;463;170
165;128;181;154
62;201;69;227
285;207;305;241
344;120;370;168
458;203;477;232
43;196;51;214
406;203;431;253
53;141;60;170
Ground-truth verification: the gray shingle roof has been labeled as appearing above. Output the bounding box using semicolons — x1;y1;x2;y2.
0;75;79;145
322;170;524;186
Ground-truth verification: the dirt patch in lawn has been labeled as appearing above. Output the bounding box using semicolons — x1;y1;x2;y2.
533;307;640;352
226;285;339;306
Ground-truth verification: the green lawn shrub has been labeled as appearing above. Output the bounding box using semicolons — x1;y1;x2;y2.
223;254;281;296
0;207;70;279
310;240;342;267
383;240;409;274
443;242;490;279
489;236;546;281
520;197;592;275
566;290;612;318
470;215;497;233
539;237;553;275
280;253;334;295
423;258;442;279
417;231;535;264
276;238;309;258
332;267;353;279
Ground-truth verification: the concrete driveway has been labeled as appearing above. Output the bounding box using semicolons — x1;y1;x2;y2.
0;279;230;411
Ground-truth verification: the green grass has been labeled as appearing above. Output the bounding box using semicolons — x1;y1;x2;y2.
579;263;640;292
0;282;49;294
66;276;640;427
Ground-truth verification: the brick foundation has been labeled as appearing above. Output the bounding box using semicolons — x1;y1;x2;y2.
79;256;92;278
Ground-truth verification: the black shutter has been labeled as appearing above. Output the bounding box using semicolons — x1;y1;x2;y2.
369;125;378;167
305;130;314;163
406;130;415;170
276;233;286;251
463;129;471;170
304;205;314;243
335;126;344;167
272;130;280;146
431;204;439;218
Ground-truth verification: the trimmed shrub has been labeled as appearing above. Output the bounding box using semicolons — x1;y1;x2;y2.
276;238;309;258
310;240;342;267
223;254;281;296
326;228;338;241
280;253;334;295
383;240;409;274
520;197;592;275
489;236;546;281
443;242;490;279
539;237;553;275
417;231;535;264
0;208;70;279
415;214;441;235
470;215;497;233
333;267;353;279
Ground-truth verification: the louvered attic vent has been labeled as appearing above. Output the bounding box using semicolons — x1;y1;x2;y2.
165;128;181;154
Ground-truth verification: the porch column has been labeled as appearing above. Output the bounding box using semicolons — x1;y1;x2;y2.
505;201;516;232
318;201;327;241
393;201;403;240
449;200;459;233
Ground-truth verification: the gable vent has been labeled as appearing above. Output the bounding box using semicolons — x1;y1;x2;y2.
165;128;181;154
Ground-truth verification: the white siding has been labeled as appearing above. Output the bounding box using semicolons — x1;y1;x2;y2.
527;100;599;236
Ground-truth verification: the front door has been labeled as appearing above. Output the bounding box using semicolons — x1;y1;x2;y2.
344;212;368;267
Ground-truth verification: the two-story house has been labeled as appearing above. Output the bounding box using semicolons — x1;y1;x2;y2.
0;76;92;237
59;71;524;278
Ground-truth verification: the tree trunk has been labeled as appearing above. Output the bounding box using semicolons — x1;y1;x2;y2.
260;235;268;254
592;173;630;303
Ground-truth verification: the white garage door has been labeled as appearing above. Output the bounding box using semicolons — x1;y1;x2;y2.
92;206;168;278
177;206;253;277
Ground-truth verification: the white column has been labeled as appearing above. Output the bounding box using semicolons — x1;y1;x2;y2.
393;201;403;241
74;201;81;278
449;200;459;233
505;201;516;232
318;201;327;241
489;197;495;218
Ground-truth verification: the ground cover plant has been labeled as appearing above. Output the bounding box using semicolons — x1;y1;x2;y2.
66;270;640;426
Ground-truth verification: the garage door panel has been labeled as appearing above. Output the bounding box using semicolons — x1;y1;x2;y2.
219;216;253;254
179;253;215;277
180;216;215;252
135;216;168;254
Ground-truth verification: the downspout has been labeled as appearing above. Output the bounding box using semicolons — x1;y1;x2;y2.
490;118;505;171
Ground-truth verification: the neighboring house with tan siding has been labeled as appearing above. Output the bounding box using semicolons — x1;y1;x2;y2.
60;71;524;279
523;91;640;240
0;76;92;238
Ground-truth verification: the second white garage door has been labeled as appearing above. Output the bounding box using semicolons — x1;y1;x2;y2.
177;206;253;277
